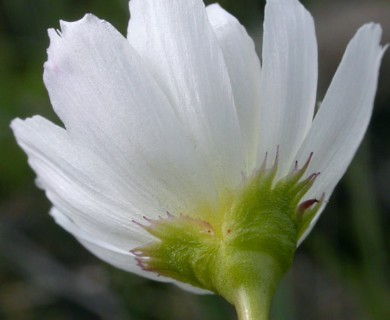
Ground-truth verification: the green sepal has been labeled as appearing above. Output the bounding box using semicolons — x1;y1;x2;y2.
132;154;323;313
132;214;220;290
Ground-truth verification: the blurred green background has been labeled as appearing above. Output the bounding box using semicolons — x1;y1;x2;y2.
0;0;389;319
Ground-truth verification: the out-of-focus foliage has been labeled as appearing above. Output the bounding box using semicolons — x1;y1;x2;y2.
0;0;389;319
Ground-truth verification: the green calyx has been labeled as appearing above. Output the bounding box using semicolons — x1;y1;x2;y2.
132;153;323;318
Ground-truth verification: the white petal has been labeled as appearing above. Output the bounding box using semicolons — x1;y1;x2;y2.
127;0;245;193
258;0;318;176
11;116;154;249
50;208;168;281
43;14;218;212
11;116;215;293
206;4;262;173
174;282;211;295
295;24;386;244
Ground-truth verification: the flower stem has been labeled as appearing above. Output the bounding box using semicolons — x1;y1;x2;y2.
235;285;272;320
213;252;283;320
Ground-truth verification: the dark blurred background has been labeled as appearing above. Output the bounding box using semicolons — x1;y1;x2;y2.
0;0;389;319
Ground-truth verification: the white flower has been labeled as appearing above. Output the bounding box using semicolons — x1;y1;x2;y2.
11;0;385;294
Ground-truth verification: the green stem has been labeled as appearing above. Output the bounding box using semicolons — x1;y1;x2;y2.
213;252;283;320
235;285;272;320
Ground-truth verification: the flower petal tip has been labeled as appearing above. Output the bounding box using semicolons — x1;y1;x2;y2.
10;116;40;137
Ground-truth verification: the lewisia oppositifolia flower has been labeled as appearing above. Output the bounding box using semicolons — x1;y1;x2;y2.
11;0;385;318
